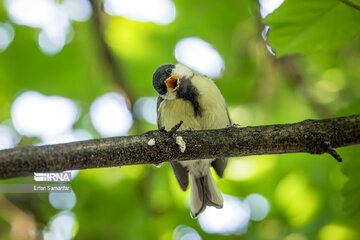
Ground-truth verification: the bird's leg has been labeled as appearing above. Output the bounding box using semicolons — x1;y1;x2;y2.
153;161;164;168
228;123;240;128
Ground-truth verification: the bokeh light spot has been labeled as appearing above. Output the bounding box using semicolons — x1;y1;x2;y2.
0;22;15;53
318;224;357;240
90;92;133;137
104;0;176;25
259;0;282;55
259;0;285;18
226;156;276;181
62;0;92;22
43;211;77;240
258;219;286;240
226;158;257;181
244;193;270;221
11;91;79;138
173;225;202;240
275;172;320;227
5;0;91;55
6;0;60;28
175;37;224;78
38;29;67;55
133;97;157;125
49;191;77;210
40;129;92;145
311;68;346;104
284;232;308;240
198;195;250;235
0;124;20;150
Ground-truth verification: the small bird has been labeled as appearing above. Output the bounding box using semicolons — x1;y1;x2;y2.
152;63;231;218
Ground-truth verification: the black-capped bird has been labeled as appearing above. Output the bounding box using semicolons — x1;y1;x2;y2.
152;64;231;218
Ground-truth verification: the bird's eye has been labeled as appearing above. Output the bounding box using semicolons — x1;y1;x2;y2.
166;68;172;74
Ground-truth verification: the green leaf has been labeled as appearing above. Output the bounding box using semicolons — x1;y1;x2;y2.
263;0;360;57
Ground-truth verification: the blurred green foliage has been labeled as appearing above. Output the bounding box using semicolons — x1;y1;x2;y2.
0;0;360;239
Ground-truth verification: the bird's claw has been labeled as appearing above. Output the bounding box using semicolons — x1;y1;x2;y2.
158;121;184;137
166;121;184;137
153;162;164;168
228;123;240;128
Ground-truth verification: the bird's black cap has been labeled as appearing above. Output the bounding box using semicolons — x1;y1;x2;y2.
152;64;175;95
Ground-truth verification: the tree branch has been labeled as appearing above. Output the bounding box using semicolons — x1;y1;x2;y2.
0;115;359;180
340;0;360;11
89;0;136;106
89;1;145;134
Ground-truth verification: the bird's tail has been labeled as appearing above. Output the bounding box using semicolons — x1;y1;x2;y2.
190;169;223;218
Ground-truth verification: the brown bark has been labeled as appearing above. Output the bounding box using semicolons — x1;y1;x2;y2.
0;115;359;179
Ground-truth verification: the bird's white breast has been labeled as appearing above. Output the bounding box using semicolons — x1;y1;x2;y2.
158;98;200;131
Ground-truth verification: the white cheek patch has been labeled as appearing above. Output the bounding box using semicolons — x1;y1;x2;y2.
173;64;194;79
161;91;177;100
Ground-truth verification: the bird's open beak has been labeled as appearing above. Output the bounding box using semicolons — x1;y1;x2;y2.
165;75;179;92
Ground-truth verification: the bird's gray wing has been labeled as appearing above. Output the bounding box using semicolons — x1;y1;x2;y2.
156;96;164;129
211;108;232;178
211;157;228;178
156;96;189;191
170;161;189;191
